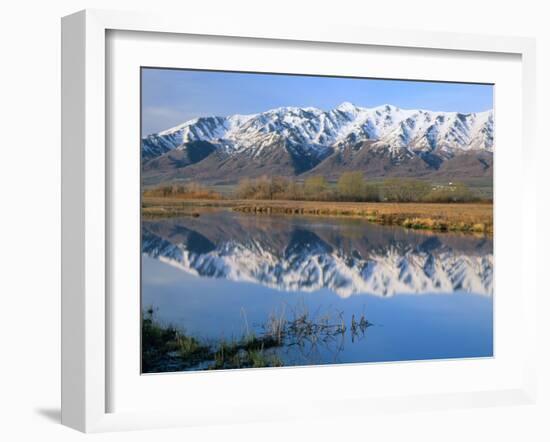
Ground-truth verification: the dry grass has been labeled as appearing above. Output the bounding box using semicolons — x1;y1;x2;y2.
141;206;201;219
231;200;493;234
141;196;224;218
143;183;222;200
142;197;493;234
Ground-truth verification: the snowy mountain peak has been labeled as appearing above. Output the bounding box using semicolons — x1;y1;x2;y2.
141;103;495;178
374;103;398;112
335;101;359;113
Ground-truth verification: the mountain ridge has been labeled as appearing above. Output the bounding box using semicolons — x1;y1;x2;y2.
142;102;494;184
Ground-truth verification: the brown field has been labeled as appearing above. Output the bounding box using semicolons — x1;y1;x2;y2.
142;197;493;234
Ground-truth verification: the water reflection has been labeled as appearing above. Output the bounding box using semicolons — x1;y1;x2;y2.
141;211;493;372
142;211;493;298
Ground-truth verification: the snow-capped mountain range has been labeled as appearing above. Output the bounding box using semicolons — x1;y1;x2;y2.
142;216;493;298
141;102;494;184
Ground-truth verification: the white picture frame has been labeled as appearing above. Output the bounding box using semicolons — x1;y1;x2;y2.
61;9;538;433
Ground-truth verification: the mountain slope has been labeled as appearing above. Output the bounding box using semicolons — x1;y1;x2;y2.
142;102;494;183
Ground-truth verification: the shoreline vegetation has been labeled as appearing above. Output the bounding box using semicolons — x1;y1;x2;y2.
142;174;493;234
142;307;283;372
142;305;372;373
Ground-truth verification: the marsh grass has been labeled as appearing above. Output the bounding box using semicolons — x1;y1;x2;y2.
142;304;374;373
142;196;492;234
142;307;284;372
141;307;212;373
231;201;493;234
142;304;373;373
211;335;283;370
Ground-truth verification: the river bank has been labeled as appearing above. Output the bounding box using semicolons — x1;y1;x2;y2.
142;197;493;234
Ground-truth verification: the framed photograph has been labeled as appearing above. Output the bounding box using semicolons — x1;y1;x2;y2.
61;9;538;432
140;67;496;374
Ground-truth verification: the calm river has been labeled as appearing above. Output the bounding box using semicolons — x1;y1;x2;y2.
142;210;493;372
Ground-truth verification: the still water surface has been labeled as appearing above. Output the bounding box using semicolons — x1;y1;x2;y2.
142;211;493;371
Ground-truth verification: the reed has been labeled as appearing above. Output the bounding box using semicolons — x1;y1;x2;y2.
142;303;374;372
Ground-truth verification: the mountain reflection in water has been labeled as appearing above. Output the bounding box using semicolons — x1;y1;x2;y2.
141;211;493;372
142;211;493;298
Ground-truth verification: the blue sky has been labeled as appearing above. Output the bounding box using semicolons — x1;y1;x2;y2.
141;68;494;136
